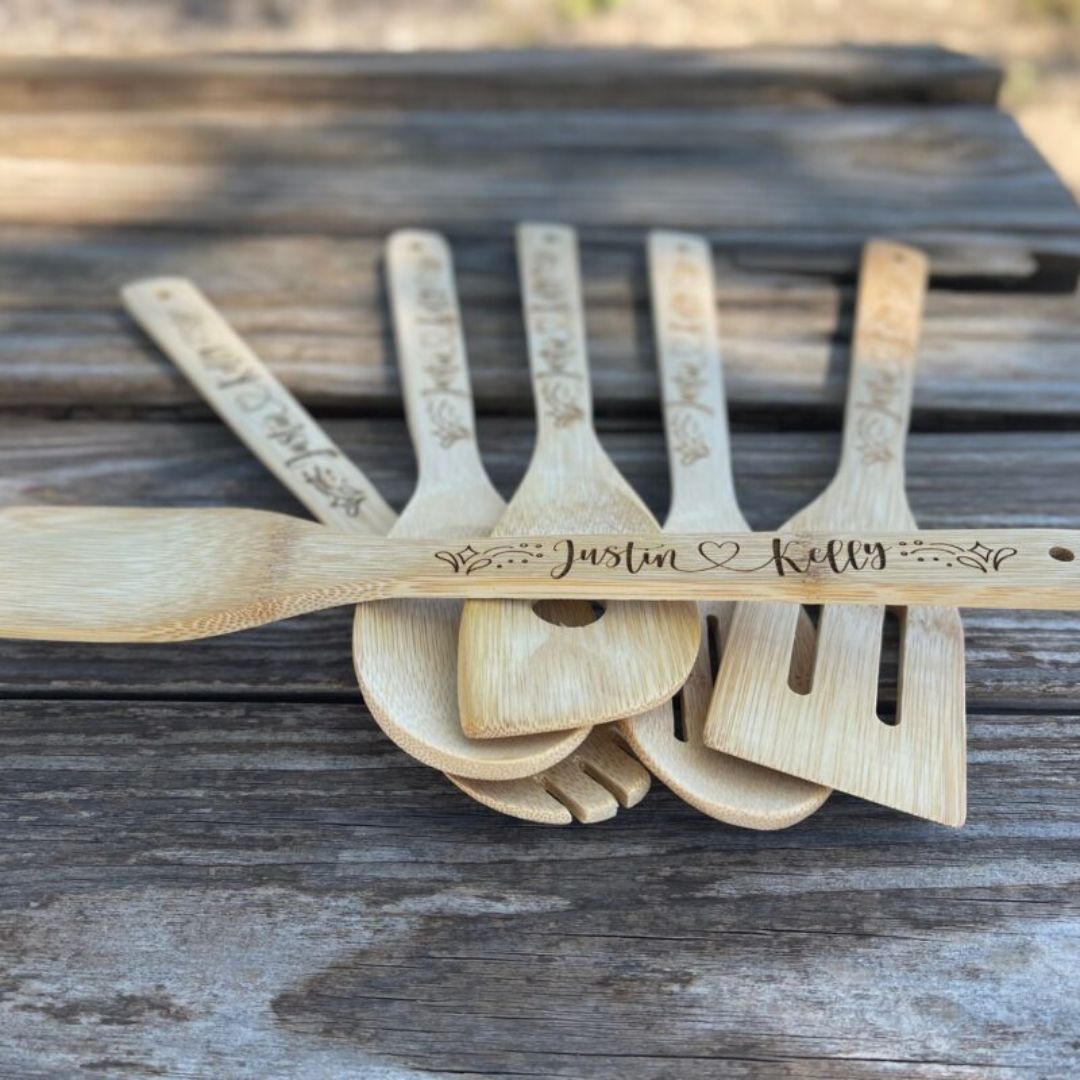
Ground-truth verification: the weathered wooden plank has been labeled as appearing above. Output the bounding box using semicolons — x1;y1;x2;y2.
2;419;1079;708
0;48;1003;112
2;108;1072;249
0;698;1076;1077
0;232;1077;415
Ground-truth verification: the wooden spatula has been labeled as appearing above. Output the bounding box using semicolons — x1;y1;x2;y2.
1;505;1073;642
456;223;701;738
122;265;644;822
703;240;968;827
619;231;830;829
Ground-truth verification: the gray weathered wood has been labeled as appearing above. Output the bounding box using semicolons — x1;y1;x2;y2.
0;235;1077;415
0;698;1076;1078
0;47;1003;111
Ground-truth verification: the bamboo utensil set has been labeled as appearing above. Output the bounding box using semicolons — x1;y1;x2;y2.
4;226;1078;826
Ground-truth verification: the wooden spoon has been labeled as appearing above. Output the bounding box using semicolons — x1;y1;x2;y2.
456;223;701;738
619;231;830;829
352;230;591;777
122;265;643;821
703;240;969;826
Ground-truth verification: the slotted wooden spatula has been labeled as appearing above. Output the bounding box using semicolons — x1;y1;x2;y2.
456;223;700;738
619;231;829;828
703;240;968;826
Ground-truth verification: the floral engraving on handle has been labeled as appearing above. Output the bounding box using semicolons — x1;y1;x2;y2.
401;239;474;447
897;538;1018;572
540;382;586;428
161;306;370;518
435;542;547;575
659;243;715;464
523;230;587;427
852;364;904;465
302;464;370;518
850;260;922;466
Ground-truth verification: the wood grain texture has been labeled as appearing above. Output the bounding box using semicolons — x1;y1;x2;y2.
2;232;1077;417
0;48;1003;111
0;697;1076;1078
0;106;1072;279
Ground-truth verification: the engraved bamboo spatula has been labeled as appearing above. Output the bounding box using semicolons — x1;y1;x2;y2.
122;260;644;822
619;231;829;828
2;508;1073;641
456;223;701;738
703;240;968;827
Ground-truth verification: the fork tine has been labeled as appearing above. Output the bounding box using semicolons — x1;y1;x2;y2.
446;774;574;826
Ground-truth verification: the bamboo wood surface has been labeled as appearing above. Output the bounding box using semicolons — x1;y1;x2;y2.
456;224;700;738
2;47;1078;1080
618;231;829;829
704;241;968;826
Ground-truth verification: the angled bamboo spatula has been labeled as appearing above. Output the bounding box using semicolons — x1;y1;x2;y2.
703;240;968;826
456;223;701;738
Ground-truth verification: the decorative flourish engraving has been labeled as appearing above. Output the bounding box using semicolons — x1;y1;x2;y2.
852;364;903;465
541;381;586;428
401;241;475;446
659;243;716;463
426;398;472;448
163;307;372;521
434;542;547;575
897;538;1018;572
669;412;709;466
431;533;1023;583
301;465;368;517
522;230;587;427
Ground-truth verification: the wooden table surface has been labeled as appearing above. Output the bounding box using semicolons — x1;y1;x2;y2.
1;47;1078;1079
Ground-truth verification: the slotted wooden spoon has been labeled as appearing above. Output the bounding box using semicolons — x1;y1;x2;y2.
619;231;829;828
456;223;701;738
703;240;968;826
122;261;644;821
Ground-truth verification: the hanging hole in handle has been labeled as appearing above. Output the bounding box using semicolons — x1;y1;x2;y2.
532;599;605;627
1050;546;1075;563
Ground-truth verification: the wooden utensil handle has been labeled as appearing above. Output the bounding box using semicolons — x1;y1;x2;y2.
386;230;488;487
122;277;396;537
3;507;1080;643
649;230;742;528
837;240;927;482
516;223;595;447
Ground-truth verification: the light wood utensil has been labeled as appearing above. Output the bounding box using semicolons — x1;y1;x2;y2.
122;264;643;821
353;230;591;777
456;223;701;738
1;507;1074;643
703;240;968;826
619;231;830;828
